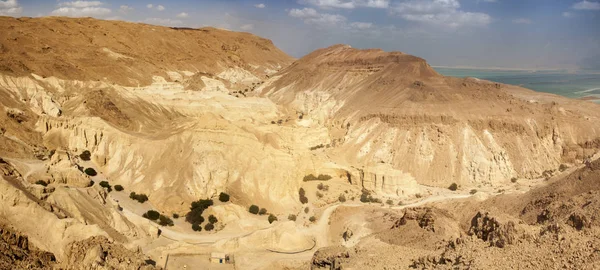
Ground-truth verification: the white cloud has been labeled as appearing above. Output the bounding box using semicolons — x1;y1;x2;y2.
572;0;600;10
300;0;389;9
147;4;153;9
240;24;254;30
512;18;532;24
254;3;266;8
391;0;491;28
52;1;110;17
156;5;165;11
350;21;373;29
176;12;188;18
562;11;574;18
0;0;22;16
289;7;347;26
144;17;183;26
119;5;133;14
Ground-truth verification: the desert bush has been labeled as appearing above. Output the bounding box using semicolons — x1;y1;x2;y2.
35;180;48;187
204;223;214;231
338;194;346;203
114;185;124;191
470;189;478;195
99;181;110;188
559;164;569;172
386;199;394;205
218;192;230;202
415;193;423;199
448;183;458;191
299;188;309;204
79;150;91;161
316;191;323;198
84;168;97;176
288;214;297;221
317;183;329;191
192;223;202;232
259;208;268;215
511;177;518;183
249;205;259;215
208;215;218;224
143;210;160;220
173;213;179;219
304;207;309;214
129;192;149;203
88;180;94;187
303;174;332;181
268;214;278;224
186;199;213;224
309;216;316;222
360;190;370;203
158;215;174;226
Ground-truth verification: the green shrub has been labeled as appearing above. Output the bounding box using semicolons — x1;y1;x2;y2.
84;168;97;176
303;174;332;181
158;215;174;226
268;214;277;224
186;199;213;224
259;208;267;215
448;183;458;191
288;214;297;221
35;180;48;187
79;150;91;161
129;192;149;203
192;223;202;232
204;223;214;231
470;189;478;195
249;205;259;215
218;192;230;202
309;216;316;222
143;210;160;220
338;194;346;203
114;185;124;191
208;215;218;224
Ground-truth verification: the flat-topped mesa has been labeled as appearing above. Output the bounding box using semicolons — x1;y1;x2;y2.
0;16;294;86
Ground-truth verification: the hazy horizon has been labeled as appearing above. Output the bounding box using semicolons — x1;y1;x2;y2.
2;0;599;70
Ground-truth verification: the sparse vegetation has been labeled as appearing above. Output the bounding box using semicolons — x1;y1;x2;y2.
309;144;325;151
79;150;91;161
309;216;316;222
303;174;332;181
448;183;458;191
143;210;160;220
114;185;124;191
249;205;259;215
192;223;202;232
35;180;48;187
299;188;308;204
288;214;297;221
360;190;381;203
208;215;218;224
268;214;277;224
129;192;149;203
186;199;213;224
84;168;97;176
317;183;329;191
338;194;346;203
204;223;214;231
259;208;268;215
218;192;230;202
470;189;478;195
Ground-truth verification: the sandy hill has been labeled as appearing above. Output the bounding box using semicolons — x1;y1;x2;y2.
0;16;293;86
260;44;600;188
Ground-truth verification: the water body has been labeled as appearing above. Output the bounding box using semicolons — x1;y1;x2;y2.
434;67;600;102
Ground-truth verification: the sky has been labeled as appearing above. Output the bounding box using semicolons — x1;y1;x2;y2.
1;0;599;70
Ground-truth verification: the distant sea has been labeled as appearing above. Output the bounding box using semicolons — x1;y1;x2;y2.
434;67;600;103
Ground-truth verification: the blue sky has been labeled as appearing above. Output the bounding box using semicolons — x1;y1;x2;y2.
1;0;599;69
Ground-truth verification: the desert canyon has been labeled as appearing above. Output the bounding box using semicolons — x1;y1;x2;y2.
1;16;600;269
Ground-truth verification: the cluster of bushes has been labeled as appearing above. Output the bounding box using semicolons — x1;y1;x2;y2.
129;192;149;203
35;180;48;187
248;205;268;215
360;190;381;203
317;183;329;191
186;199;213;225
299;188;308;204
142;210;174;226
309;144;325;151
99;181;112;192
84;168;97;177
303;174;332;181
79;150;91;161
